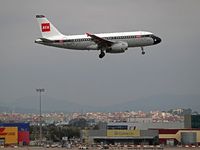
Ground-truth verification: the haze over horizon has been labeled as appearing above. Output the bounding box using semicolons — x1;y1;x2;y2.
0;1;200;107
1;93;200;113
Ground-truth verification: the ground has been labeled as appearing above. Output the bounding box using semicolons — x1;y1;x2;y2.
3;147;200;150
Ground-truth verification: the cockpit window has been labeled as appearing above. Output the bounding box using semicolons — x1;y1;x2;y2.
143;34;154;37
149;34;154;37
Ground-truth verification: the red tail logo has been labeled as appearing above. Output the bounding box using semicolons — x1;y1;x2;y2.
41;23;50;32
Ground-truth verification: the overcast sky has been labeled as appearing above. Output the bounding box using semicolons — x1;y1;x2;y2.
0;0;200;107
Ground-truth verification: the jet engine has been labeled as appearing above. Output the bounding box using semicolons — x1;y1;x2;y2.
106;42;128;53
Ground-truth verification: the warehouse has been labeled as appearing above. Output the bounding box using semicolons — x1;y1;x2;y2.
81;129;159;145
149;128;200;146
0;127;18;145
0;123;29;146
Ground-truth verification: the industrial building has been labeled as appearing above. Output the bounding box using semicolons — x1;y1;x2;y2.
148;115;200;146
99;121;184;130
81;122;160;145
81;119;200;146
184;114;200;129
81;129;159;145
150;128;200;146
0;123;29;146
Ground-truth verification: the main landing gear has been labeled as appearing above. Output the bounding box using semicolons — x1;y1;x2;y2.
141;47;145;55
99;50;105;58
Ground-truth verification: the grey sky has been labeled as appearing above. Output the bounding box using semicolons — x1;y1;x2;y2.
0;0;200;107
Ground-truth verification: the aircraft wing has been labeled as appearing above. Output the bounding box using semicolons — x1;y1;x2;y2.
86;33;114;46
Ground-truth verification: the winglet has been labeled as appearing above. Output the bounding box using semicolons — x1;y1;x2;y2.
86;33;91;37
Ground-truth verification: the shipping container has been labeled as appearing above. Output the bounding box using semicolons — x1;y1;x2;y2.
3;123;29;131
18;131;29;146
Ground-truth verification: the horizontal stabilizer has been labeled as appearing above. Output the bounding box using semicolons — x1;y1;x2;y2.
40;38;53;43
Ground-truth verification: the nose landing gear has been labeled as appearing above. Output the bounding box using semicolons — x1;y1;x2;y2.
141;47;145;55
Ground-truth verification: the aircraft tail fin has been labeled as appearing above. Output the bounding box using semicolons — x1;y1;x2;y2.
36;15;63;38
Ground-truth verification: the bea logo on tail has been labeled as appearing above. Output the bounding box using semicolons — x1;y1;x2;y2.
41;23;50;32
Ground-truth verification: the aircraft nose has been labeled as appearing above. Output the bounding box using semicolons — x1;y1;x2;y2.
153;36;162;45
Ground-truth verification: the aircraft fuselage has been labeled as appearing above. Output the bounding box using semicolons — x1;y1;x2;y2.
35;15;161;58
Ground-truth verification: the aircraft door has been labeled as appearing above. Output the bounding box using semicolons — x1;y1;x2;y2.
141;31;145;41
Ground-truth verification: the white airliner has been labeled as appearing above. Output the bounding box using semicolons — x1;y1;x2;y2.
35;15;161;58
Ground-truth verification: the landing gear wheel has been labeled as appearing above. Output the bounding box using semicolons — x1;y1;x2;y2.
142;51;145;55
141;47;145;55
99;51;105;58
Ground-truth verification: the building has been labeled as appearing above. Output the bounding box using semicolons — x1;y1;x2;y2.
99;121;184;130
81;121;189;146
149;128;200;146
0;127;18;145
127;117;153;123
185;115;200;129
82;122;160;145
0;123;29;146
81;129;159;145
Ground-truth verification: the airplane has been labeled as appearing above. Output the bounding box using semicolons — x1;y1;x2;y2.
35;15;161;58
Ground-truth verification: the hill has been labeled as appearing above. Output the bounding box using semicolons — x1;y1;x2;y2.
0;93;199;113
105;93;200;112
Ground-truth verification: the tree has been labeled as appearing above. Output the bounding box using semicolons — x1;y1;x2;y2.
193;111;199;115
92;125;99;130
29;126;80;142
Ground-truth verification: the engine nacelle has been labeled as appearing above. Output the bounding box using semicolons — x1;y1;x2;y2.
106;42;128;53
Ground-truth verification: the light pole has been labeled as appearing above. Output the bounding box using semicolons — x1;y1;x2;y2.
36;88;44;145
